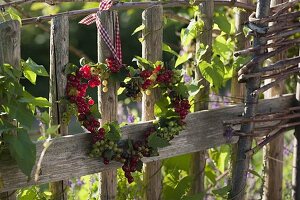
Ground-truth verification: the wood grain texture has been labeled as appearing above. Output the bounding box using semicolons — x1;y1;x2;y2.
0;95;295;193
0;21;20;68
142;5;163;200
97;11;118;200
262;1;286;199
49;15;69;200
0;20;20;200
190;0;214;196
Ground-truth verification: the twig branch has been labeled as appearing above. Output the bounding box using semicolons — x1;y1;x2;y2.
251;73;290;96
245;121;300;157
238;44;294;77
239;64;299;81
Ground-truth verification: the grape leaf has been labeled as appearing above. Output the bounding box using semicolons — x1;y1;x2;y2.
3;128;36;177
148;134;169;149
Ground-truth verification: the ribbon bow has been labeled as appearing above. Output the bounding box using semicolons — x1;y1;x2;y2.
79;0;122;65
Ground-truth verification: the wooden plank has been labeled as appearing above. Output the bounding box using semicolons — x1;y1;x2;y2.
0;20;20;200
141;5;163;200
97;10;118;200
0;94;295;193
190;0;214;195
48;15;69;200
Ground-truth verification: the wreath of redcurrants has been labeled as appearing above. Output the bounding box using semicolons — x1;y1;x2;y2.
64;57;191;183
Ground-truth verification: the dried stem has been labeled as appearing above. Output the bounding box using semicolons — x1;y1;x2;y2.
251;73;289;96
239;64;299;81
246;121;300;157
238;44;293;77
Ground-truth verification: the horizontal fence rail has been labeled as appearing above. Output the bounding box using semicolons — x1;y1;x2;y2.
19;0;257;25
0;94;295;192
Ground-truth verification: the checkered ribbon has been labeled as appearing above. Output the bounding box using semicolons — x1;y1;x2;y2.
79;0;122;65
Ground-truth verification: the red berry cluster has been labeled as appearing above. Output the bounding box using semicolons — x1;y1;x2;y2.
156;69;173;85
66;65;102;143
65;61;191;185
173;98;191;120
106;58;122;73
121;140;150;183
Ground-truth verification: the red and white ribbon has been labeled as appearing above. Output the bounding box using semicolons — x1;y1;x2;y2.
79;0;122;65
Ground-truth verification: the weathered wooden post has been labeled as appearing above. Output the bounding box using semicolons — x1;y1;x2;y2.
0;20;20;200
190;0;213;195
49;15;69;200
142;5;163;200
229;0;271;199
262;1;287;200
97;11;118;200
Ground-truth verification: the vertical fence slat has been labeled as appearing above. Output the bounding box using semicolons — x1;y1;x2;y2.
293;46;300;200
262;1;286;199
142;5;163;200
97;11;118;200
49;15;69;200
0;20;20;200
229;0;271;199
190;0;213;196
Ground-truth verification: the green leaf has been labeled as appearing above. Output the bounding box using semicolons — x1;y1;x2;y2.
213;35;233;60
132;56;151;68
175;54;189;68
173;83;189;98
8;103;35;129
3;128;36;177
187;81;200;97
214;14;231;34
23;69;37;84
0;120;16;134
106;122;121;142
180;19;203;46
40;111;50;124
90;104;101;119
163;43;179;57
212;185;230;197
148;134;170;149
64;63;78;75
19;97;51;108
196;44;208;62
132;24;145;35
6;8;22;25
23;58;48;77
46;125;60;135
199;60;224;89
154;97;169;116
248;169;263;180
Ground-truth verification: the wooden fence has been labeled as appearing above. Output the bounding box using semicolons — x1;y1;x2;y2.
0;94;295;193
0;0;299;199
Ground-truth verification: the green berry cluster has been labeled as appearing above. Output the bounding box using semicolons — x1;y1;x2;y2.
90;138;123;165
155;120;184;141
61;103;77;124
